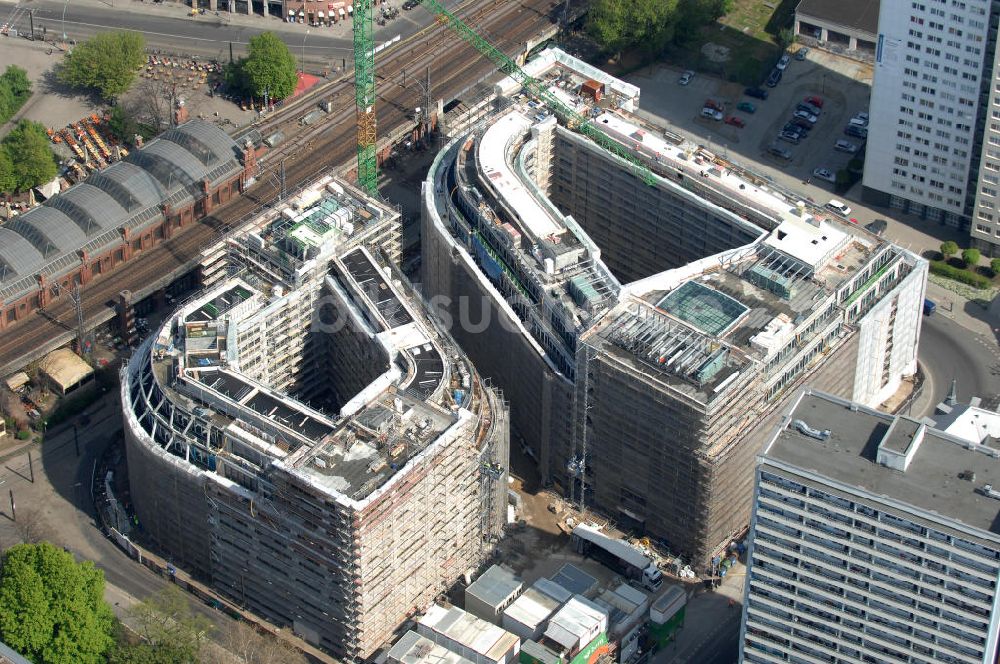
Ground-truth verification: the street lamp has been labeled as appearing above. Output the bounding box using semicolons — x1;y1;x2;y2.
301;28;310;71
61;0;69;42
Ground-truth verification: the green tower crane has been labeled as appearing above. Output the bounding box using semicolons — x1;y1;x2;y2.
416;0;655;185
354;0;378;194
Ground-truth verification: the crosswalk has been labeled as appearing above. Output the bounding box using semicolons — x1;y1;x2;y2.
0;4;26;36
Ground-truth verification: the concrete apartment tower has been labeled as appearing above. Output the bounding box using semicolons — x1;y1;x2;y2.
740;389;1000;663
862;0;1000;255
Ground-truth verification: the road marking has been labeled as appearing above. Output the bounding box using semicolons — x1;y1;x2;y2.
34;16;355;51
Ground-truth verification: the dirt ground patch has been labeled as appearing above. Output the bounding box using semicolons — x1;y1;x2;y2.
0;38;96;136
0;36;257;142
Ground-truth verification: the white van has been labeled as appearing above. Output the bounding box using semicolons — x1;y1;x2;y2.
825;200;852;218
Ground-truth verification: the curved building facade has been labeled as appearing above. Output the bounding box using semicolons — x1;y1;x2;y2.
123;176;508;660
421;50;927;566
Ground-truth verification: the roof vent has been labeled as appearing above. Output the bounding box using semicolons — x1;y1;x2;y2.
978;484;1000;500
793;419;830;441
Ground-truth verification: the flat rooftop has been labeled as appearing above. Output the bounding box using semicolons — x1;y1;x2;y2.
285;392;456;502
148;177;464;505
478;111;563;240
187;285;253;322
765;391;1000;538
339;248;414;329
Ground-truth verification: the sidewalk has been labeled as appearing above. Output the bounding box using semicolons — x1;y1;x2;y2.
925;279;1000;341
655;563;746;664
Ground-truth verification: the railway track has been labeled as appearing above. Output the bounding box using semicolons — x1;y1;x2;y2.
0;0;567;375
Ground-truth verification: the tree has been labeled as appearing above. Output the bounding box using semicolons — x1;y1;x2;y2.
106;105;141;145
1;66;31;100
124;585;213;663
777;27;796;50
227;32;298;101
586;0;679;59
58;31;146;100
0;65;31;124
991;257;1000;277
940;240;959;260
962;247;981;268
676;0;729;43
210;621;307;664
0;149;15;195
0;542;116;664
2;120;58;192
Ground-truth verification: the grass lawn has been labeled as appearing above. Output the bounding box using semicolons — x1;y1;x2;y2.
671;0;798;85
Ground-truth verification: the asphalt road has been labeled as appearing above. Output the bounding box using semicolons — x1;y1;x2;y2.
917;312;1000;416
0;395;240;640
0;0;435;63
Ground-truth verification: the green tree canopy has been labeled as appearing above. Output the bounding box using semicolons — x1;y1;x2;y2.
962;247;981;267
0;65;32;124
58;31;146;100
116;585;212;663
106;104;140;145
587;0;680;58
2;120;58;193
940;240;959;259
227;32;298;101
0;150;15;194
1;66;31;99
0;542;116;664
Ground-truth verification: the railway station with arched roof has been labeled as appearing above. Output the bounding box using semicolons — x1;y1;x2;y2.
0;120;255;329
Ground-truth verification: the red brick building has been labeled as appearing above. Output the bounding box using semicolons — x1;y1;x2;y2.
0;120;254;330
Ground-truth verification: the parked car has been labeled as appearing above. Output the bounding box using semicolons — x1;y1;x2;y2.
795;47;810;60
776;53;791;71
812;167;836;183
766;69;782;88
835;139;859;153
704;98;724;111
804;95;824;108
924;299;937;316
779;130;801;144
845;125;868;139
790;117;813;131
793;109;818;124
679;70;695;85
825;199;853;217
853;111;870;126
797;102;822;116
849;114;869;128
864;219;888;236
744;87;769;99
402;0;418;8
736;101;756;113
701;107;724;121
768;145;793;160
724;115;746;128
783;121;808;136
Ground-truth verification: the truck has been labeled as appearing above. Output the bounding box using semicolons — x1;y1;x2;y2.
572;523;663;591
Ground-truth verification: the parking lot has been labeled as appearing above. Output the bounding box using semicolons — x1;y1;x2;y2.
628;49;873;199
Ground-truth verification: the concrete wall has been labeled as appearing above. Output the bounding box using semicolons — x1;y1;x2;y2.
420;206;572;484
548;132;759;284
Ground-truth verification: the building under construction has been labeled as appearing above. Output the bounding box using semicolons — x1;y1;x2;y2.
122;175;508;660
420;49;927;567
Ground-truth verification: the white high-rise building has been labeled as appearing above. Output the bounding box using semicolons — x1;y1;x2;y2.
862;0;993;236
740;389;1000;664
